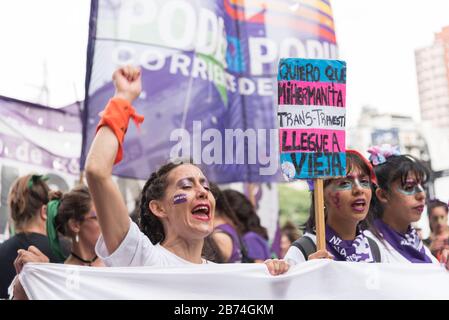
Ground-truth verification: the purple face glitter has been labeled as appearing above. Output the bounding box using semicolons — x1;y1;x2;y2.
330;192;341;210
173;193;188;204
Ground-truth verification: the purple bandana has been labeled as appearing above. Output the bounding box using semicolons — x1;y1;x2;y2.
173;193;188;204
325;225;375;262
374;219;432;263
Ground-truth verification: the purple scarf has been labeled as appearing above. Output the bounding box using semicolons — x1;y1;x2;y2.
374;219;432;263
325;225;375;262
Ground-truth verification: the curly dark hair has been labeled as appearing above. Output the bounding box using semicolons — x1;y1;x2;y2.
138;162;184;244
137;161;219;261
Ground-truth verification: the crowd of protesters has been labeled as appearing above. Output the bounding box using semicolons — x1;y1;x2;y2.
1;66;448;299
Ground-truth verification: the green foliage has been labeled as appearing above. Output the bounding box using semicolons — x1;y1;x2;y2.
278;183;311;229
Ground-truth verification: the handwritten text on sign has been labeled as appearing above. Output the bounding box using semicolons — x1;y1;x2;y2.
278;59;346;179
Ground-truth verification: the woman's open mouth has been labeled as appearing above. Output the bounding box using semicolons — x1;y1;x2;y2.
191;204;211;221
351;199;366;213
413;205;424;213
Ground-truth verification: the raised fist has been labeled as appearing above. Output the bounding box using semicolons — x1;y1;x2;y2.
113;65;142;103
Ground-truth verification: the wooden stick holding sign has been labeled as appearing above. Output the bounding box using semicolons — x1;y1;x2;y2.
277;58;347;253
314;179;326;250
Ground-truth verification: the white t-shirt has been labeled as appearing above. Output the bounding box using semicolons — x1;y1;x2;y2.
364;230;439;264
95;219;209;267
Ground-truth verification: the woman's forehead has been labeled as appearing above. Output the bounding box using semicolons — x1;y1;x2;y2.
431;206;448;216
346;162;369;176
405;171;419;180
324;168;368;185
168;164;206;182
328;168;367;180
394;171;421;184
346;167;368;177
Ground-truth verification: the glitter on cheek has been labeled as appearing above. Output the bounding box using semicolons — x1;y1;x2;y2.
330;192;341;210
173;193;188;205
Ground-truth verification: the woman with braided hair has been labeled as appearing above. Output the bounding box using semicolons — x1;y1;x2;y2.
84;66;218;266
85;66;288;275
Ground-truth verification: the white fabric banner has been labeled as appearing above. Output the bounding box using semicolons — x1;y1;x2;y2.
20;260;449;300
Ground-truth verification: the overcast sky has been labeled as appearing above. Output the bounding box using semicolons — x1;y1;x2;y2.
1;1;448;207
1;0;448;120
0;0;90;106
332;0;449;126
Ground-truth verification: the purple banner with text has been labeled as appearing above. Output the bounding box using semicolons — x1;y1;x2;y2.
0;95;82;233
82;0;338;182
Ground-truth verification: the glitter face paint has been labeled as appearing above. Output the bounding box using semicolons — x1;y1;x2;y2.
176;178;210;191
85;211;97;220
397;180;425;196
173;193;188;204
330;192;341;210
331;174;371;191
326;174;371;211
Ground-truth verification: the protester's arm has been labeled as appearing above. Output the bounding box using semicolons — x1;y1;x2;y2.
11;246;49;300
12;278;28;300
308;249;334;260
14;246;50;274
263;249;331;276
86;126;129;254
85;66;142;254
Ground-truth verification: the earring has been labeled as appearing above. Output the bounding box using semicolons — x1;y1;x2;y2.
75;233;79;243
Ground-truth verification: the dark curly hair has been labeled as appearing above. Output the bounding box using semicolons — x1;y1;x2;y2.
138;162;185;244
137;161;219;261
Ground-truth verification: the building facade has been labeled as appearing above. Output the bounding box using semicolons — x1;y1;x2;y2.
415;26;449;128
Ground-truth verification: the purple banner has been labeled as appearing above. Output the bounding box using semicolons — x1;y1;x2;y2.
81;0;338;182
0;95;82;174
0;96;83;234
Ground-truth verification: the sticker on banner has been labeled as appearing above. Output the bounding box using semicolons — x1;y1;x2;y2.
281;161;296;180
